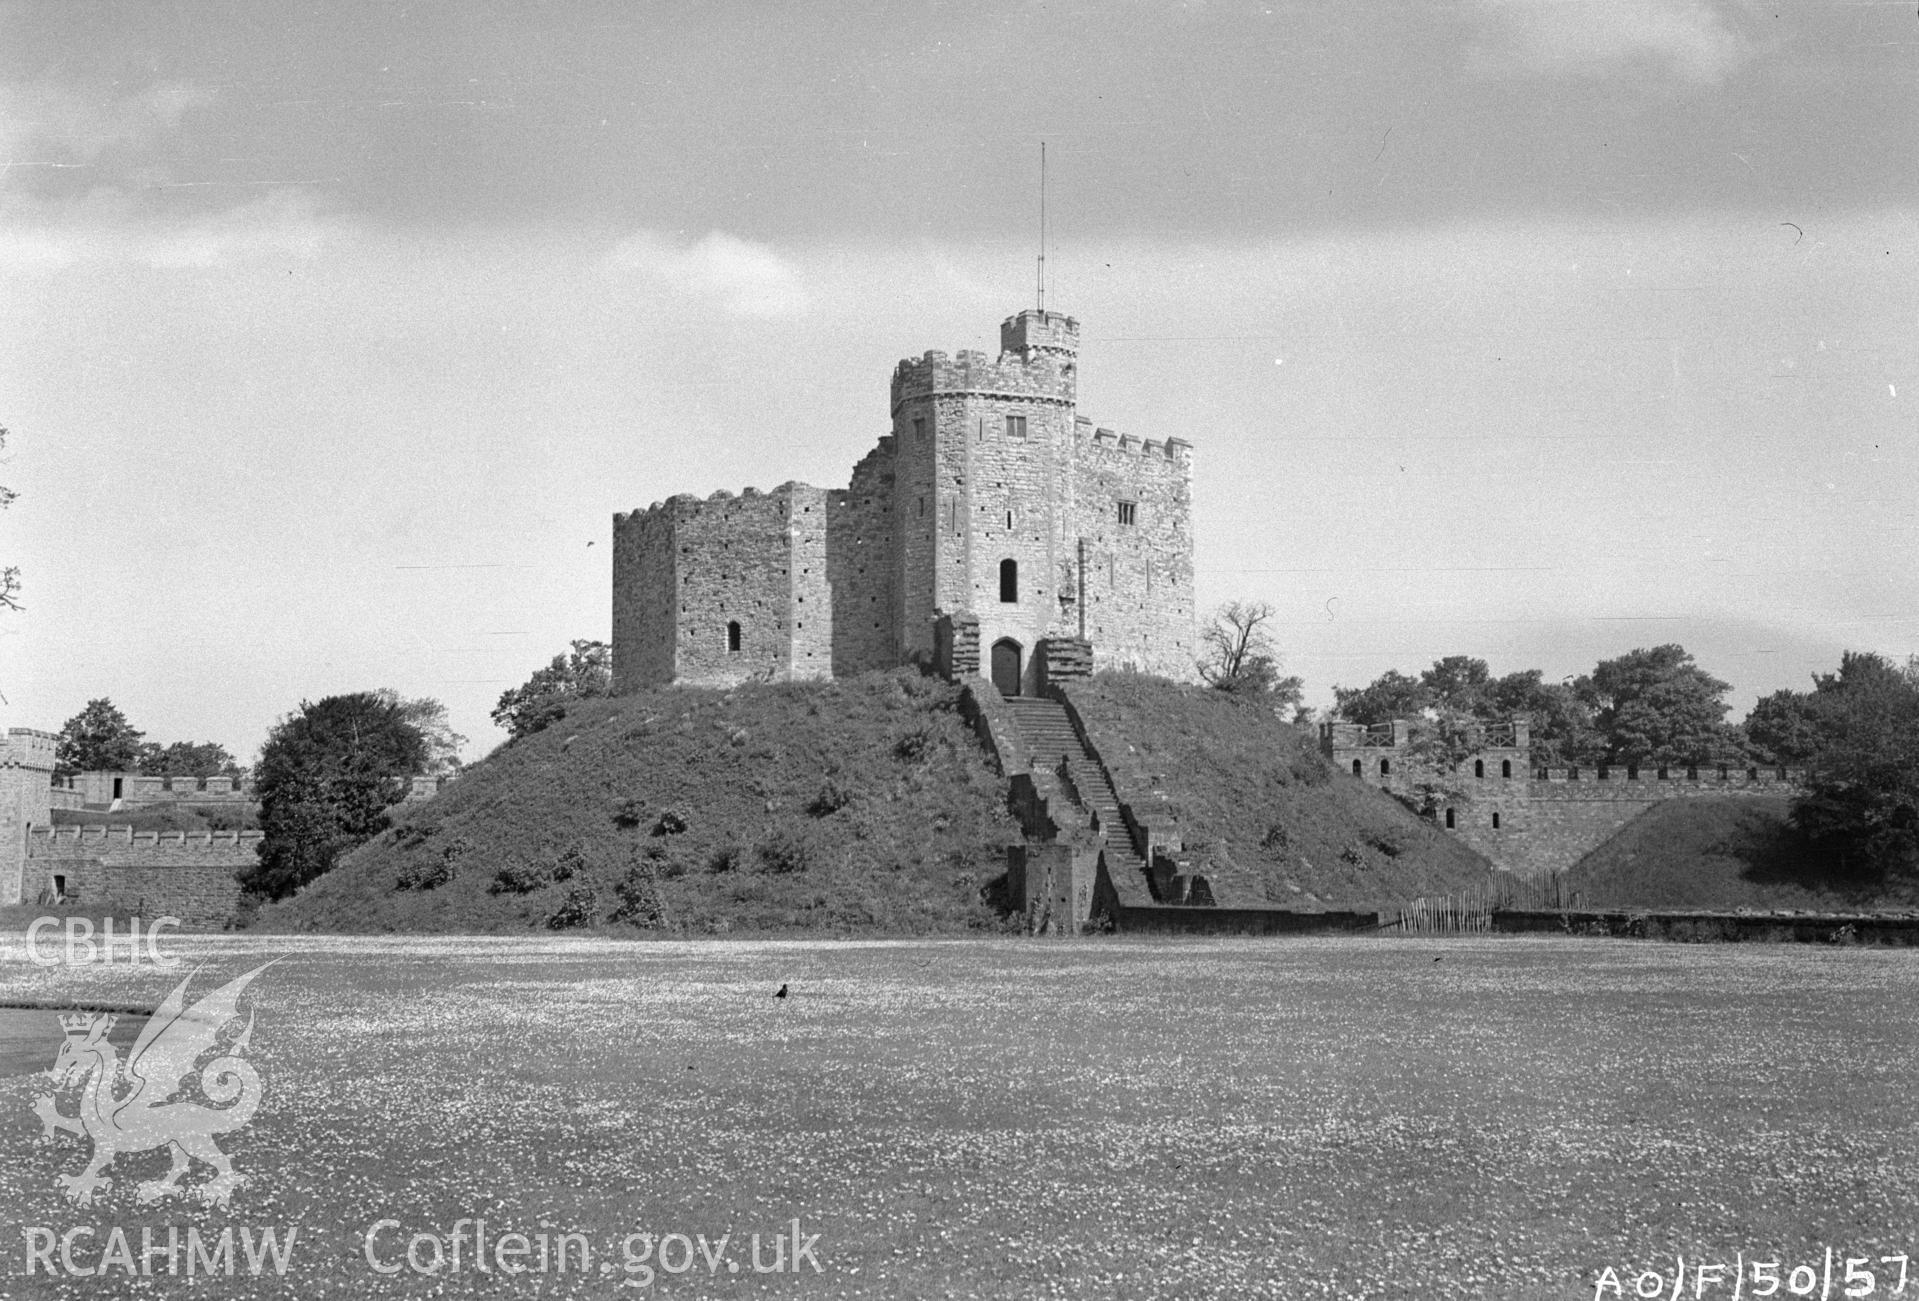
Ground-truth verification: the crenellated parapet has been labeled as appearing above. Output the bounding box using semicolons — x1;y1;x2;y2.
30;825;262;853
890;347;1075;414
1077;418;1194;464
614;480;827;534
1533;764;1807;791
1;728;58;771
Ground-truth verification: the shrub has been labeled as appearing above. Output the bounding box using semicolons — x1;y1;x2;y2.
395;857;454;891
757;829;813;875
551;847;588;882
652;809;688;836
609;861;666;928
707;842;743;874
545;887;597;930
892;725;938;762
611;797;646;829
489;861;548;895
807;780;854;817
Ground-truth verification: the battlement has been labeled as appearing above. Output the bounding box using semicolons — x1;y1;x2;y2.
890;346;1074;410
1075;418;1193;462
1000;309;1079;361
615;480;824;532
50;770;254;808
29;825;262;850
1320;718;1530;755
1;728;59;771
1534;764;1807;788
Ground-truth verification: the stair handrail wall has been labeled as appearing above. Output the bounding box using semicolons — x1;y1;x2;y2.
959;675;1098;845
1047;684;1152;865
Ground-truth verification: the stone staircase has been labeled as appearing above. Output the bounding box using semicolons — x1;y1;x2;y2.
1002;696;1152;897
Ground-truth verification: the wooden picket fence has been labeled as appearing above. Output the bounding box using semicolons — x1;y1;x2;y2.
1390;872;1579;934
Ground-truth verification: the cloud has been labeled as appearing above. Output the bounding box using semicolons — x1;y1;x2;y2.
0;77;215;167
606;229;811;318
1468;0;1757;85
0;188;348;272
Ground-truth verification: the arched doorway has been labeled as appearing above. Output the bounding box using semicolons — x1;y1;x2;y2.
990;638;1022;696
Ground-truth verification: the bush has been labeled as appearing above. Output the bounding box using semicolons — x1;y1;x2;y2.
652;809;688;836
807;780;854;816
551;846;588;883
395;856;454;891
610;860;666;928
611;797;646;829
489;861;548;895
545;887;596;930
757;829;813;875
707;842;743;874
893;727;935;762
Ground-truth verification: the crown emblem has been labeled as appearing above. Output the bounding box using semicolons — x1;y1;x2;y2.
58;1012;110;1036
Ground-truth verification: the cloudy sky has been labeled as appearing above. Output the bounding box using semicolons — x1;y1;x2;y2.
2;0;1914;762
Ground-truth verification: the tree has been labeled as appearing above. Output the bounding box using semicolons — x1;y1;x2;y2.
375;689;466;775
1485;669;1600;767
244;692;431;899
492;639;613;740
1789;653;1919;877
1197;602;1303;707
1331;670;1428;726
1419;655;1493;713
1575;644;1738;766
56;699;146;777
137;740;243;779
1744;688;1825;765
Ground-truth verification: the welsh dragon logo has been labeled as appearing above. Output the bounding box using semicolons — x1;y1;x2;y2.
33;962;274;1209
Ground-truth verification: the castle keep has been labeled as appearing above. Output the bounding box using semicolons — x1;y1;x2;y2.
612;309;1196;695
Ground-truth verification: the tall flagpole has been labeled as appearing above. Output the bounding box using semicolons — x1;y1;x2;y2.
1037;141;1046;314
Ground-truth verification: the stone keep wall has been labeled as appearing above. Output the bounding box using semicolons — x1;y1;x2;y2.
27;827;258;927
1069;422;1196;679
890;336;1078;689
827;440;900;674
611;498;680;692
612;307;1199;692
614;484;837;688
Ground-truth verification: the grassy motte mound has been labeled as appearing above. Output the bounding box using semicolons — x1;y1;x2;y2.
1067;674;1495;906
261;670;1021;935
1568;796;1919;911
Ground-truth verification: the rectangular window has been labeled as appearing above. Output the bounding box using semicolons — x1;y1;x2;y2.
912;417;925;441
1117;500;1137;526
1005;414;1027;440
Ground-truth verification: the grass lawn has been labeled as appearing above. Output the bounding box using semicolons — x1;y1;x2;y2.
3;935;1918;1299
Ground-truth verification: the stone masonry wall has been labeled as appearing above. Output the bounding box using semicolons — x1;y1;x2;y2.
1069;422;1196;680
1327;723;1808;876
890;338;1076;678
671;488;797;686
786;484;833;679
28;827;258;927
827;440;899;674
0;728;57;906
611;499;680;691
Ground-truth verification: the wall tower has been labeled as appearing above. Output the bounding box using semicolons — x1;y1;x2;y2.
0;728;57;906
